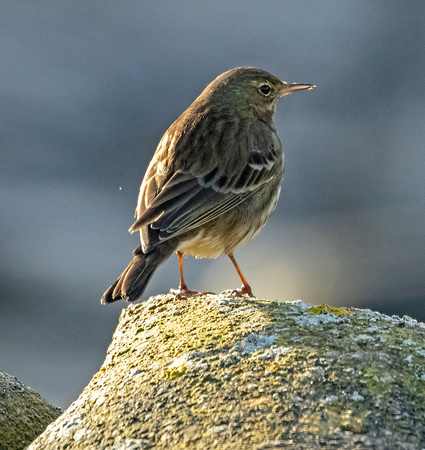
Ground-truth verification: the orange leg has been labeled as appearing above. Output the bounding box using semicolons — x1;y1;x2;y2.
228;253;254;297
175;251;212;298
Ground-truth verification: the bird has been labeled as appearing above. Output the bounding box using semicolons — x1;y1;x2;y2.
101;67;315;304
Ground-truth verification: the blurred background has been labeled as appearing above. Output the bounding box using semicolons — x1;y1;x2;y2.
1;1;424;410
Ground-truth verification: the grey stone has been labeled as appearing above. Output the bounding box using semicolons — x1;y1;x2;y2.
29;294;425;449
0;370;60;450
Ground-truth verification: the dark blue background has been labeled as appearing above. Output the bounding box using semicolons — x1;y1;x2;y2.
1;1;424;409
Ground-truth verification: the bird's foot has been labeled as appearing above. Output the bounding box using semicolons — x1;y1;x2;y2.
220;285;255;298
170;285;214;299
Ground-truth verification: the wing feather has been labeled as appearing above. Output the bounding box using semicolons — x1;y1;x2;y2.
130;115;283;252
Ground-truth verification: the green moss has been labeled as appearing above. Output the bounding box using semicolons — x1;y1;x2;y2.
362;366;395;396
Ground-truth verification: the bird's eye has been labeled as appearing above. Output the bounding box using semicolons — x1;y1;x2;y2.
259;84;271;96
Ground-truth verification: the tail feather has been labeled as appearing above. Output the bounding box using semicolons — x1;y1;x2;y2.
101;244;175;304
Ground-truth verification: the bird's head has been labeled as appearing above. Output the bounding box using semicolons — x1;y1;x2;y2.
200;67;315;123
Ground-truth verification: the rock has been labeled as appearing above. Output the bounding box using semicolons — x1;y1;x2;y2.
29;294;425;449
0;370;61;450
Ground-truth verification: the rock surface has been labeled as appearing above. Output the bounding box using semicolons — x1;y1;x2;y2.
0;370;60;450
29;294;425;449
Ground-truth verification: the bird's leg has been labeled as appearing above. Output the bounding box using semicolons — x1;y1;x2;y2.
177;251;195;295
228;253;255;297
174;251;213;298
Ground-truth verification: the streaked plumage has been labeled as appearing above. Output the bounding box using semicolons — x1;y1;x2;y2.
101;67;314;304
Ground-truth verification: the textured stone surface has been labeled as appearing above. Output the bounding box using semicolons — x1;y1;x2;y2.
0;370;61;450
29;294;425;449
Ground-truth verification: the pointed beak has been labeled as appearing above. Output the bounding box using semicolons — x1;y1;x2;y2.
281;83;316;95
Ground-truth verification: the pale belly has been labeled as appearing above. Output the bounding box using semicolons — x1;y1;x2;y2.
177;184;281;259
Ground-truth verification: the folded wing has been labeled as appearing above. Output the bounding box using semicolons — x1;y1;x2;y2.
130;116;283;253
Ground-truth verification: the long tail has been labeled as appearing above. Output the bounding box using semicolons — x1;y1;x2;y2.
101;244;174;304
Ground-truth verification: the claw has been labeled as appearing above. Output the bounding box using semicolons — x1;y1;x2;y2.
232;285;255;298
173;287;214;299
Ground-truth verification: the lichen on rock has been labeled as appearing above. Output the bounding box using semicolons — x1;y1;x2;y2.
29;293;425;449
0;370;61;450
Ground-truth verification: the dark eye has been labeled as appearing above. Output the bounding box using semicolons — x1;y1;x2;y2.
259;84;271;96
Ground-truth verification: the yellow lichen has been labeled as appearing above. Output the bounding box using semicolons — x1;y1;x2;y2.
306;303;353;316
163;364;187;378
